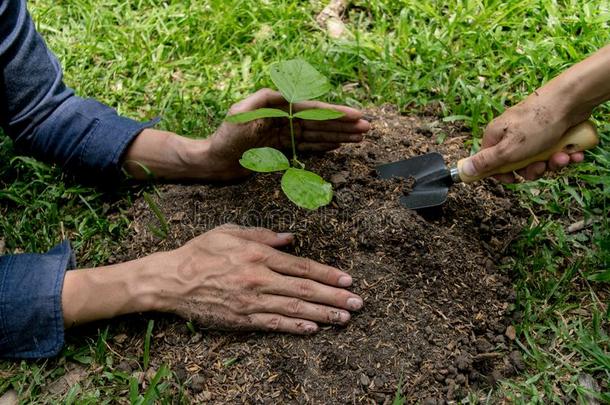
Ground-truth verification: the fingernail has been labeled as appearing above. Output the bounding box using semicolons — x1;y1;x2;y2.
277;232;293;240
304;324;318;334
347;297;363;310
338;275;352;287
330;310;350;323
462;159;477;176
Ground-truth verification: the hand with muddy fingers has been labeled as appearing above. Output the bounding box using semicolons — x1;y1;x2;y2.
460;99;585;183
461;45;610;183
159;225;363;334
204;88;371;180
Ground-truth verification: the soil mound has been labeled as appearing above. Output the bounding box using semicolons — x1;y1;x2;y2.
111;106;527;403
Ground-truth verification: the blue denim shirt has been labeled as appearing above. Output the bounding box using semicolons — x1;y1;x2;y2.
1;0;157;358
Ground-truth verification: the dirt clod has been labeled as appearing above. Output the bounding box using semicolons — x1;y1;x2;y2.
113;333;128;345
116;361;132;374
359;373;370;387
109;107;527;402
509;350;526;372
330;171;350;185
188;375;206;393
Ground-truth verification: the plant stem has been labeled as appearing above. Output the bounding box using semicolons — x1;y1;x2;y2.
288;102;298;165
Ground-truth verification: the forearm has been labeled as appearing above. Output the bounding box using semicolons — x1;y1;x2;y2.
123;128;220;181
61;254;164;327
533;44;610;125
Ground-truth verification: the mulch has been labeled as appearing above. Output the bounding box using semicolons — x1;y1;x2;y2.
97;106;528;403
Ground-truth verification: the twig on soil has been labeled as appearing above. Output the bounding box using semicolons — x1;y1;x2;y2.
566;217;599;233
433;308;449;321
442;135;469;144
526;206;540;227
105;340;127;361
471;352;503;361
361;275;392;290
316;0;350;39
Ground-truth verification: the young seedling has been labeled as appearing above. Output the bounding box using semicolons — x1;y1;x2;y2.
225;59;344;210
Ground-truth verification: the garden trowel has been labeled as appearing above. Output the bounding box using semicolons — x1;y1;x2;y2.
376;121;599;210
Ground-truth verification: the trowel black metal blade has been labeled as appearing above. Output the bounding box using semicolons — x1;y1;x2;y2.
376;152;454;210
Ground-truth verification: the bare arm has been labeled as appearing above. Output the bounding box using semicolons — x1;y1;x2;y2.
559;44;610;123
463;45;610;181
62;227;363;334
123;89;370;181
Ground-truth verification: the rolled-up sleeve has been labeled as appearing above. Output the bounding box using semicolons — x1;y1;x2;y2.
0;241;75;359
0;0;158;180
0;1;158;359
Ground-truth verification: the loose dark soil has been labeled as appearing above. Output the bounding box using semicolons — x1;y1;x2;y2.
105;106;528;403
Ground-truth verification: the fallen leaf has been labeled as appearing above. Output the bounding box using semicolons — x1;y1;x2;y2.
47;366;88;395
578;373;600;405
505;325;517;341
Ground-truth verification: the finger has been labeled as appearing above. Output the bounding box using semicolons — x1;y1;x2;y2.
520;161;547;180
297;142;341;152
263;274;364;311
247;313;319;335
291;100;364;122
493;173;516;183
548;152;570;171
461;143;511;178
279;124;365;143
261;248;355;288
301;131;364;143
216;224;294;248
481;118;511;149
570;152;585;163
229;88;286;114
253;295;351;325
301;119;371;133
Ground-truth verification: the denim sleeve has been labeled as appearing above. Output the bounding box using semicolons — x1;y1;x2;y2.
0;0;158;180
0;241;75;359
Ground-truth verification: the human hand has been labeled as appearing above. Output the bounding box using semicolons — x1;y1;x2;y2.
123;89;369;182
460;96;586;183
155;225;363;334
201;89;371;180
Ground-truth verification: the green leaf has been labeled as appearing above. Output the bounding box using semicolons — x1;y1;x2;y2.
293;108;345;121
442;115;471;123
225;108;289;123
281;168;333;210
270;59;331;103
143;319;154;370
588;270;610;282
239;147;290;172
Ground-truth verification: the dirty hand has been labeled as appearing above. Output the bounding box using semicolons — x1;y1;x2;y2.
460;96;585;183
155;225;363;334
203;89;371;180
458;43;610;184
123;89;369;181
62;225;362;332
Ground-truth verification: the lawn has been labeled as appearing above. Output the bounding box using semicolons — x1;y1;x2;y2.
0;0;608;403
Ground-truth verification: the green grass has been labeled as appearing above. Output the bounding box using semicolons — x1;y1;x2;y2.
1;0;608;402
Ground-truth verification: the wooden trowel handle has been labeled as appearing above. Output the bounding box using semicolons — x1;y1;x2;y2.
456;121;599;184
